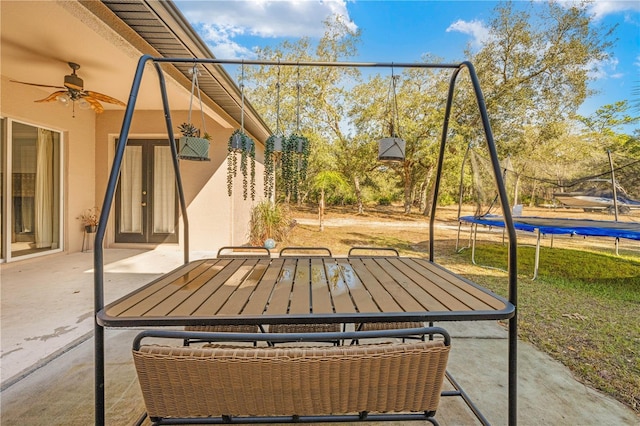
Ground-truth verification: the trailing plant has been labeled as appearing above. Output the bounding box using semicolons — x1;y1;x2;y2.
227;129;256;200
282;133;310;202
264;135;283;199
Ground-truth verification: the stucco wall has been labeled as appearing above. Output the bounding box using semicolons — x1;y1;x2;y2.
1;76;97;254
96;110;266;253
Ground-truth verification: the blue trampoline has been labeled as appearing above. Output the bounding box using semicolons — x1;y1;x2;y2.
460;216;640;241
458;215;640;279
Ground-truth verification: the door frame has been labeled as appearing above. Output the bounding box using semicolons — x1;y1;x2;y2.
114;139;178;244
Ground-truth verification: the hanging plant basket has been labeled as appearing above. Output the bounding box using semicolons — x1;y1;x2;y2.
177;66;211;161
378;136;406;162
179;135;210;161
264;134;284;199
227;129;256;200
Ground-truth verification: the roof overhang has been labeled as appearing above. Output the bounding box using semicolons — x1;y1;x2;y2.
0;0;270;143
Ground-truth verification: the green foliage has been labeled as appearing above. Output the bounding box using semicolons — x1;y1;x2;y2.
227;129;256;200
377;196;392;206
248;201;293;245
263;135;281;199
178;122;199;137
281;133;310;202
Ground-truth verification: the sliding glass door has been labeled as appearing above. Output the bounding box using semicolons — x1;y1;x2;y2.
8;121;61;259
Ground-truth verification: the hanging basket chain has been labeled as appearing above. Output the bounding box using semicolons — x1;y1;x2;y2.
276;63;281;136
391;65;401;138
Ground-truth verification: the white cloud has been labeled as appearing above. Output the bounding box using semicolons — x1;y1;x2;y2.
446;19;492;49
175;0;357;58
587;1;640;20
587;57;621;79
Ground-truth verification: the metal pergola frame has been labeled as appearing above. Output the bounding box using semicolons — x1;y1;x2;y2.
94;55;518;425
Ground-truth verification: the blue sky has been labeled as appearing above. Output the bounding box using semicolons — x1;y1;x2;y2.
175;1;640;127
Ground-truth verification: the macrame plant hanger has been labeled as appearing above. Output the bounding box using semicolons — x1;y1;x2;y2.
264;63;283;199
227;62;255;200
377;64;406;162
178;64;210;161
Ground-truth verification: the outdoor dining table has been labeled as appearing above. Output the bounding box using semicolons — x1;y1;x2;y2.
96;255;516;424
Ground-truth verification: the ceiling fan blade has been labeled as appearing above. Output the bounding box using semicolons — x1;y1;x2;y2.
82;96;105;114
34;90;68;103
10;79;65;90
85;90;126;107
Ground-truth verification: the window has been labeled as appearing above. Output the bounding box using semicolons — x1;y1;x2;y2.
5;121;62;259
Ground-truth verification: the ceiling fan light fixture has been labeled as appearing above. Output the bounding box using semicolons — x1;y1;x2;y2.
78;98;92;110
56;93;71;107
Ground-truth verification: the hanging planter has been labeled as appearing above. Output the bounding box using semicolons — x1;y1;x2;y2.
227;130;256;200
178;123;211;161
264;134;283;199
178;65;210;161
377;70;406;162
226;63;256;200
378;137;406;162
281;133;310;201
263;66;285;200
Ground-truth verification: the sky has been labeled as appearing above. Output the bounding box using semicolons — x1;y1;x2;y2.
174;0;640;128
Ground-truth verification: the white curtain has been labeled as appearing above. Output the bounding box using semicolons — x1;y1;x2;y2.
153;146;175;233
120;146;143;233
34;129;53;248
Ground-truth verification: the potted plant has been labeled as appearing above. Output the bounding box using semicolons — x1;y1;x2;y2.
263;134;284;199
227;129;256;200
178;122;211;161
281;133;310;202
78;207;100;233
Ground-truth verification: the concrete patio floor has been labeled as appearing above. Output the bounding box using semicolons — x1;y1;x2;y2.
1;248;637;425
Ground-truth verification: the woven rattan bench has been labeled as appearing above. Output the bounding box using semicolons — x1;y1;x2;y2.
132;327;451;425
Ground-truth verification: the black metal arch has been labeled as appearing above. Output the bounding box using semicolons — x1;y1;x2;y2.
94;55;518;425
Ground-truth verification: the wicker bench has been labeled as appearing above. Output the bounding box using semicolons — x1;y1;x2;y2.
132;327;451;425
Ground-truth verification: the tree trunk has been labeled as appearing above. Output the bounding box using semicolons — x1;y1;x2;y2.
403;165;412;214
354;176;364;215
319;188;325;231
422;166;434;216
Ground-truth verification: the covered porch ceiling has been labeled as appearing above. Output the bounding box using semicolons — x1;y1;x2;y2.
1;0;270;141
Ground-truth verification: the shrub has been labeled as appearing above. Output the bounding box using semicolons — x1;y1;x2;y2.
378;196;392;206
248;201;294;246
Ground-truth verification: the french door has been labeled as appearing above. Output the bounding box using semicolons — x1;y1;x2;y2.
115;139;178;244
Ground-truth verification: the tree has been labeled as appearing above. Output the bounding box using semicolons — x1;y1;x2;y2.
243;15;361;204
311;171;349;231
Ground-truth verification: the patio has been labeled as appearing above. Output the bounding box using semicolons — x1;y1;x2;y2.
1;248;637;425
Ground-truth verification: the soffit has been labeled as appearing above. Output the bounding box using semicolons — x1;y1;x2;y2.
98;0;271;142
0;0;270;142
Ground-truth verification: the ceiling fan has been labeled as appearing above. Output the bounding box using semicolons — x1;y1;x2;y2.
10;62;125;115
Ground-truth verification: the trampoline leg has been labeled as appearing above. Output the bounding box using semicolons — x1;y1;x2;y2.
471;224;478;265
615;237;619;256
532;228;541;280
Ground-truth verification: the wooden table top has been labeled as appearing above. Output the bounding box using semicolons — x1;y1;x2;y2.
98;256;514;327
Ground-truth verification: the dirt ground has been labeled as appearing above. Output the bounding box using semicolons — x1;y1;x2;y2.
289;203;640;257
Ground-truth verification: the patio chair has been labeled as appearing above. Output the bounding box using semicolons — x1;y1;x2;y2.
278;246;333;257
183;324;263;346
347;246;400;257
268;322;343;345
132;327;451;425
216;245;271;258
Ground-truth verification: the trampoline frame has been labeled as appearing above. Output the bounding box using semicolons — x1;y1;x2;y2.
457;215;640;279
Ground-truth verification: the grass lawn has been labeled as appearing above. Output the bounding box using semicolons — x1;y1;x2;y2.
283;204;640;413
